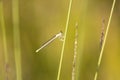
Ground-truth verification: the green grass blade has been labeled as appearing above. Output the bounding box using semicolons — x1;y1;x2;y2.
0;1;9;80
12;0;22;80
57;0;73;80
94;0;116;80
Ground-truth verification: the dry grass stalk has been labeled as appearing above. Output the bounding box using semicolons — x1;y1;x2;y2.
72;23;78;80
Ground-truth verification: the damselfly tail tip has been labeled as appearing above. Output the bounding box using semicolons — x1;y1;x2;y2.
35;49;39;53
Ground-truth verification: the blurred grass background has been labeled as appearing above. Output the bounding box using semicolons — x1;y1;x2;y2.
0;0;120;80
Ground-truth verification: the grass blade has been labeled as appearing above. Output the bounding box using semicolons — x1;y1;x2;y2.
0;1;9;80
57;0;73;80
94;0;116;80
12;0;22;80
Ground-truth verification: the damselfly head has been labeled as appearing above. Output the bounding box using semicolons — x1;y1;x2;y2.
58;31;64;41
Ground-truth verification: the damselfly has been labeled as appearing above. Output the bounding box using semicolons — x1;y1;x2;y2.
36;31;64;53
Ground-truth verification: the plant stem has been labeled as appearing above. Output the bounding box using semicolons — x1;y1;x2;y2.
94;0;116;80
57;0;73;80
72;23;78;80
0;1;9;80
12;0;22;80
76;1;88;80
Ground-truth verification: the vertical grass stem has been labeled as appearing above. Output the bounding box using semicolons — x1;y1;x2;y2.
57;0;73;80
0;1;9;80
12;0;22;80
94;0;116;80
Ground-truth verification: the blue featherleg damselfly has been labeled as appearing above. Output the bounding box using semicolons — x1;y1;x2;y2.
36;31;64;53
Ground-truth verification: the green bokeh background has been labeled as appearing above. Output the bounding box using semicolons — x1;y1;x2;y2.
0;0;120;80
